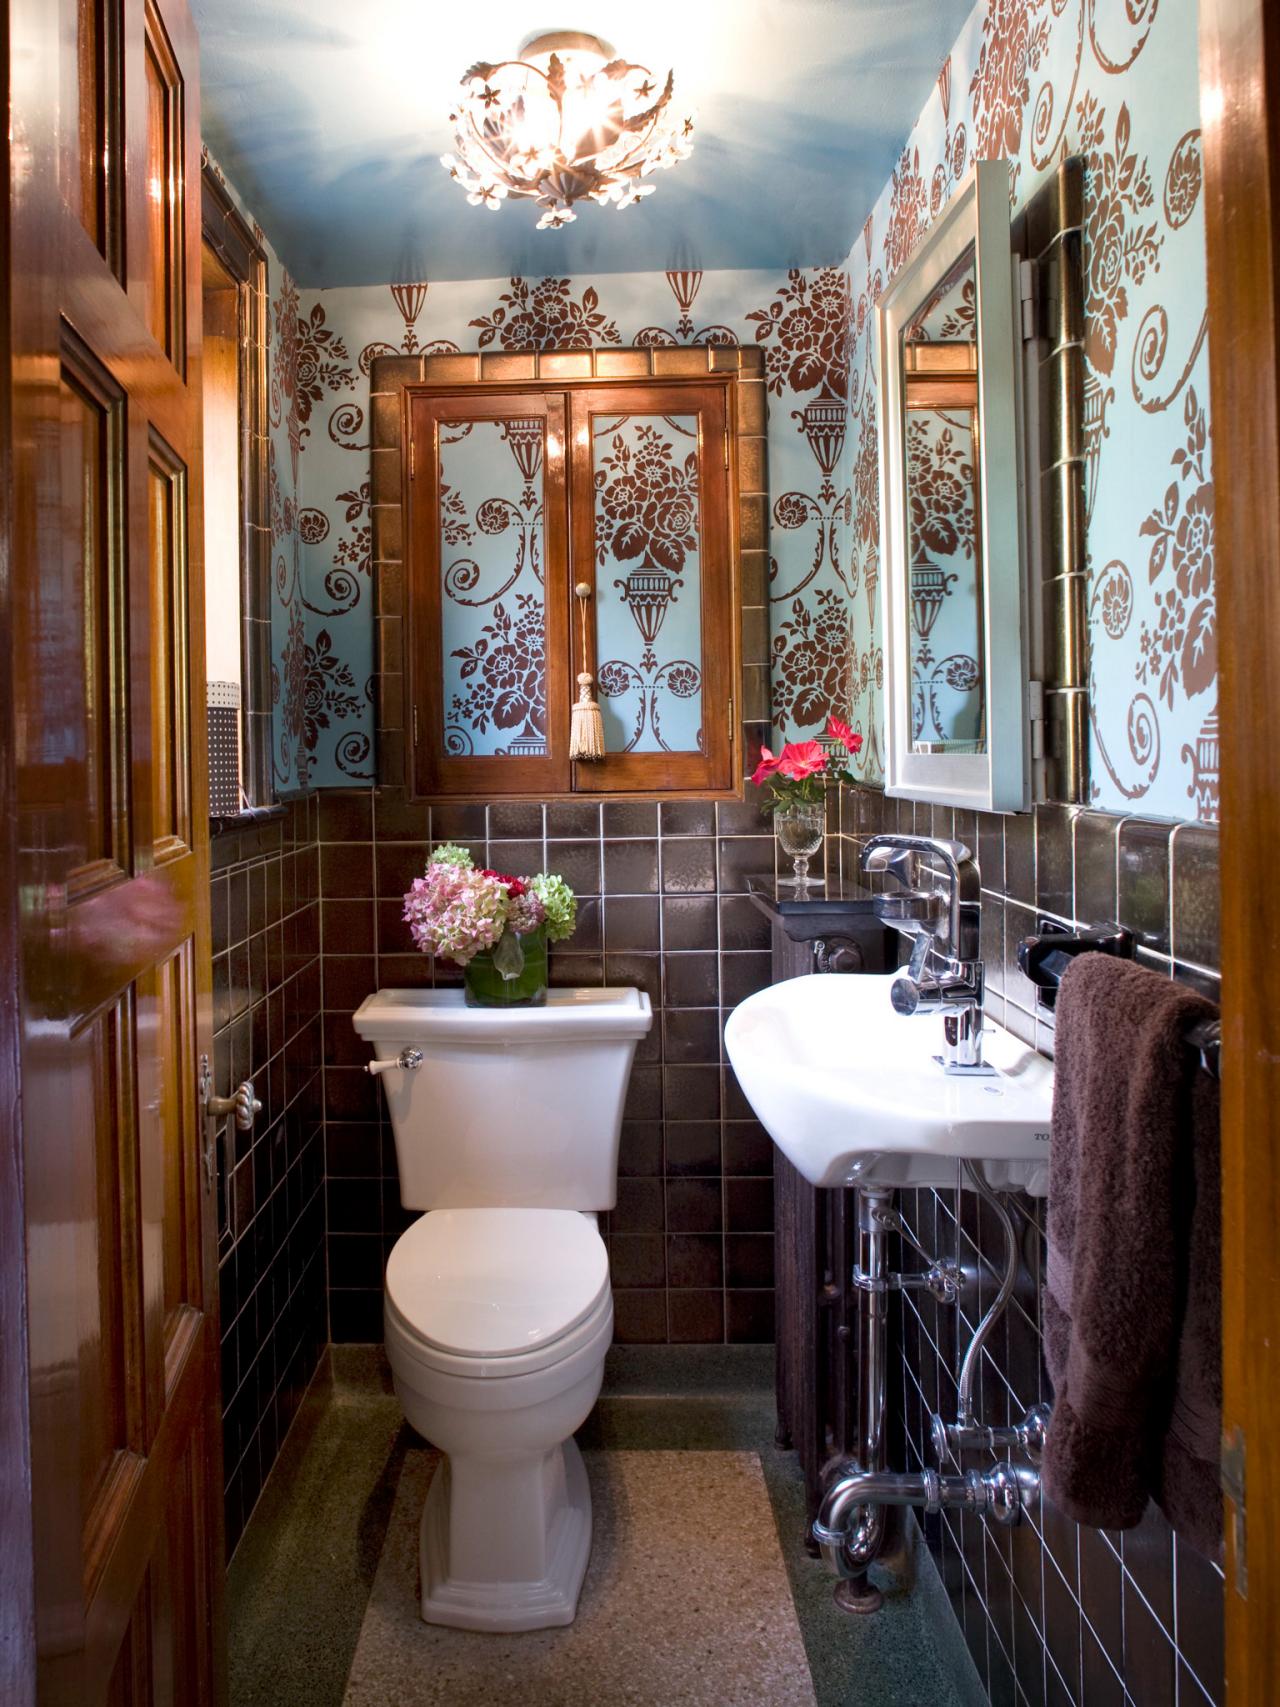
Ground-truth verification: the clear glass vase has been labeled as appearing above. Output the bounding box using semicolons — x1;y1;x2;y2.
463;925;549;1007
774;802;826;893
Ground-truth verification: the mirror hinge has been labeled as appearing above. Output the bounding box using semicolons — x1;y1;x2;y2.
1028;679;1045;763
1019;258;1042;343
1222;1426;1248;1598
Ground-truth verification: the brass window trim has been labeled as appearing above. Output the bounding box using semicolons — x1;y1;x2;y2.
200;156;273;810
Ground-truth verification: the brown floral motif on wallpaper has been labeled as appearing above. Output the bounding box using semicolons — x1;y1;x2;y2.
907;414;976;563
771;586;853;731
597;655;703;754
273;601;309;786
298;508;330;545
358;282;461;374
746;269;852;406
635;270;737;347
299;482;372;621
968;0;1050;183
929;59;970;218
268;440;297;543
303;628;366;757
1137;385;1215;709
470;277;622;351
1132;131;1206;414
440;482;473;548
333;482;372;578
594;424;699;578
272;276;357;477
883;146;930;282
1079;96;1162;377
769;484;853;605
449;594;547;745
295;303;355;429
270;272;301;474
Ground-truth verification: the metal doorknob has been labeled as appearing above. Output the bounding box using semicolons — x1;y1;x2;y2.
206;1080;262;1131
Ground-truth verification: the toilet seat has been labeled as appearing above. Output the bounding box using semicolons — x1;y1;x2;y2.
386;1207;611;1380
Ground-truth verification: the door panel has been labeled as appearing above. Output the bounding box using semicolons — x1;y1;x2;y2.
61;341;130;894
569;382;735;794
12;0;222;1698
147;434;192;860
407;388;571;797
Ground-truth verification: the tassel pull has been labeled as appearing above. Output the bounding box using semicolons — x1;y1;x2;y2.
571;673;606;761
570;584;606;761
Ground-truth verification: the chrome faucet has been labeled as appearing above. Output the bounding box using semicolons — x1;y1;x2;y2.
860;833;992;1074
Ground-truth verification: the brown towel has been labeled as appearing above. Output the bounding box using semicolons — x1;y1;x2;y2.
1042;953;1221;1559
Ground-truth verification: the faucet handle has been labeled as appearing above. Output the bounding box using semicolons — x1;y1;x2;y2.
862;843;920;890
906;930;931;982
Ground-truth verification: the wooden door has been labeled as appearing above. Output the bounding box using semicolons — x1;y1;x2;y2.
1201;0;1280;1697
9;0;223;1700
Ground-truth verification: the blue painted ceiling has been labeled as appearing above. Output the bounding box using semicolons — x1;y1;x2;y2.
191;0;975;287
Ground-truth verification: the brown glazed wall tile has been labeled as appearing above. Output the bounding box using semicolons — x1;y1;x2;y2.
1073;809;1120;924
668;1290;725;1343
1170;821;1220;968
1118;817;1172;954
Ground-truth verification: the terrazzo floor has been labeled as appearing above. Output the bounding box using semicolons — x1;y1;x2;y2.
227;1346;982;1707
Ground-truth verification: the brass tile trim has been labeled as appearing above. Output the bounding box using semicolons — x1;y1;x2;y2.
1018;155;1087;804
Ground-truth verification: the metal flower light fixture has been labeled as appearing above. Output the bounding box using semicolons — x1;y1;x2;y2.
441;30;694;230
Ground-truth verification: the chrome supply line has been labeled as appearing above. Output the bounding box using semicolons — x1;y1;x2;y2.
816;1173;1051;1605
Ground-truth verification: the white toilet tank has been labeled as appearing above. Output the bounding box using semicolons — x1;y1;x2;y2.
352;987;653;1211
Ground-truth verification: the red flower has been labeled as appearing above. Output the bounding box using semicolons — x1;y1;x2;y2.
750;746;783;787
776;740;828;781
480;869;527;896
826;714;863;755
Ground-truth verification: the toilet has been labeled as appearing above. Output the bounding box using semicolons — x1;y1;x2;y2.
352;985;653;1632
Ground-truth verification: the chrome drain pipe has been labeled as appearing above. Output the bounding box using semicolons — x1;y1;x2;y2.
829;1186;894;1604
813;1461;1040;1578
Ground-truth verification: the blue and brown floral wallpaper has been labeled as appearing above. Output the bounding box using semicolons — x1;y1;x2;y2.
844;0;1215;820
229;0;1212;824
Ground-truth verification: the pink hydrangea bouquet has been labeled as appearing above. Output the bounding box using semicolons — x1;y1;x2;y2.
403;843;577;982
750;714;864;814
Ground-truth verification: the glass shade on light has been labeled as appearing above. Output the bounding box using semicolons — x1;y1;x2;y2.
441;32;695;230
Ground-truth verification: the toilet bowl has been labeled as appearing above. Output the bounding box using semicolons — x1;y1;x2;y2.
353;987;653;1632
384;1206;613;1630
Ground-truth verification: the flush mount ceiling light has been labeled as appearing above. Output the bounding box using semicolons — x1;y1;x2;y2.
440;29;695;230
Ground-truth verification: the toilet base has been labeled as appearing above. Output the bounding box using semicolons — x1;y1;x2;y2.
419;1437;593;1632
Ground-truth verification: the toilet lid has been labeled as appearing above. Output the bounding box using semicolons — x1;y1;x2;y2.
385;1208;610;1358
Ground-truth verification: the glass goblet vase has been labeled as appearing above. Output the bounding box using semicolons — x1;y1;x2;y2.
774;801;826;894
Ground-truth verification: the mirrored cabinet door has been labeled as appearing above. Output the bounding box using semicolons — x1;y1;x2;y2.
406;390;570;795
569;383;735;795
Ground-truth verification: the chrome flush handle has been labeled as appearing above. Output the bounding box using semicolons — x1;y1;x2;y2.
366;1048;424;1077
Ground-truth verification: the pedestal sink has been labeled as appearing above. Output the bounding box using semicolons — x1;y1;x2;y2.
724;973;1053;1195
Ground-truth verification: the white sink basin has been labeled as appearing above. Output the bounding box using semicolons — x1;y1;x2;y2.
724;973;1053;1195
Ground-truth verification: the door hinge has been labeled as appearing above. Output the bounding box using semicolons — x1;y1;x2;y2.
1028;679;1045;763
728;694;734;727
413;704;420;747
723;431;729;471
409;437;416;480
1019;257;1042;343
1222;1426;1247;1598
